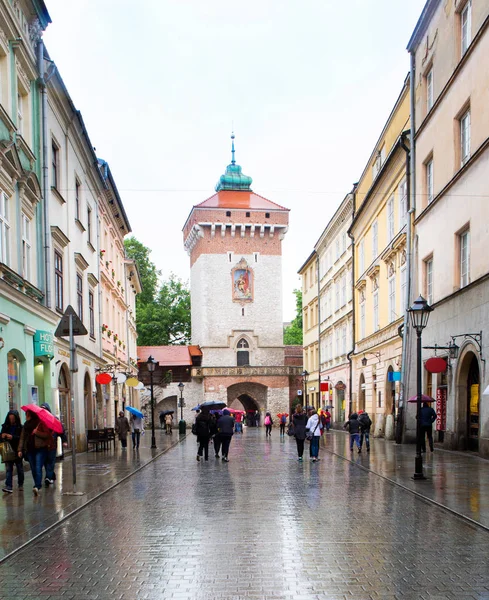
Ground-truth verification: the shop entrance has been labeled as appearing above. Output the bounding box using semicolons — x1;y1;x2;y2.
58;365;72;449
466;354;480;452
358;373;366;413
84;373;94;430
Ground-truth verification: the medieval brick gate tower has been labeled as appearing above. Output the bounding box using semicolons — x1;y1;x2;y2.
183;135;301;420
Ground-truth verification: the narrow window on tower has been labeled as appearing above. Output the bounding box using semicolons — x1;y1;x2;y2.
242;307;245;316
227;251;232;263
253;252;258;263
246;212;250;218
226;211;231;217
265;212;270;218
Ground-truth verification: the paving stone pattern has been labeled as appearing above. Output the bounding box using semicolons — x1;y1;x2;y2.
1;429;489;599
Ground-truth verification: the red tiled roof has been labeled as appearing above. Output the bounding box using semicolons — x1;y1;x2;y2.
195;190;289;211
188;345;203;357
137;346;192;366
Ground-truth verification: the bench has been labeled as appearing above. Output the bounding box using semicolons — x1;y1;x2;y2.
105;427;116;449
87;429;109;452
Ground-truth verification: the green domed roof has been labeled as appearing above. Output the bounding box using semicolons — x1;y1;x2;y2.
215;134;253;192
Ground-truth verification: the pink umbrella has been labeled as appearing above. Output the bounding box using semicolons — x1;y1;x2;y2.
21;404;64;434
408;395;435;403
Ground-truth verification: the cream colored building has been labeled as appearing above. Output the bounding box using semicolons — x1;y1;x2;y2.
316;194;353;426
407;0;489;457
299;251;319;408
349;79;411;438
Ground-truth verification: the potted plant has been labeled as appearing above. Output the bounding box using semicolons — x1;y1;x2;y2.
102;324;108;333
100;249;106;260
107;329;112;338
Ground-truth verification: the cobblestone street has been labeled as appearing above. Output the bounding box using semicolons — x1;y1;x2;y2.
2;429;489;600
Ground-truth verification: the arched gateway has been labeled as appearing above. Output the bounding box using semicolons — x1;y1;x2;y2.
182;136;301;418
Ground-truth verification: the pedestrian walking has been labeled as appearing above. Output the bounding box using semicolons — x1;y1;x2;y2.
420;402;437;452
159;412;165;430
1;410;24;494
40;402;68;486
234;411;243;434
165;412;173;435
217;409;234;462
18;410;54;496
358;410;372;452
131;414;144;449
254;410;260;427
264;412;273;437
306;409;322;462
116;411;131;448
323;409;332;432
210;413;221;458
279;413;287;436
344;412;362;453
291;405;308;461
195;411;212;461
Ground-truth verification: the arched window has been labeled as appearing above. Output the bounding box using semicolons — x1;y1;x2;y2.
237;339;250;366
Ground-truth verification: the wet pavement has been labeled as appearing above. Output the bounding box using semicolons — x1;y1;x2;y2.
0;427;180;561
322;430;489;530
1;428;489;599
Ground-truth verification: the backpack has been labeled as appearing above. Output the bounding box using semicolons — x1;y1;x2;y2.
280;415;287;424
196;419;210;437
264;416;271;426
360;414;372;430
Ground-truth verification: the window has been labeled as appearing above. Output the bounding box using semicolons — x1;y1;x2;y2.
342;231;346;254
342;324;347;355
347;269;353;302
387;196;395;242
21;213;31;280
360;299;366;339
253;252;258;263
372;220;378;259
388;273;396;323
54;251;63;312
461;1;472;55
426;159;434;204
76;273;83;320
359;239;365;274
460;230;470;288
399;179;407;228
246;212;250;218
335;281;340;311
227;251;232;263
87;206;92;243
401;265;407;311
75;179;81;220
336;238;340;260
52;141;59;189
17;92;23;136
426;68;434;111
335;328;340;358
226;211;231;217
237;338;250;366
373;290;379;332
341;273;346;307
460;110;471;166
89;290;95;338
265;212;270;219
426;259;433;305
0;192;10;265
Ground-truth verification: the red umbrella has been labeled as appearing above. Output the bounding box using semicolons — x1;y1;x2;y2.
21;404;64;434
407;395;435;403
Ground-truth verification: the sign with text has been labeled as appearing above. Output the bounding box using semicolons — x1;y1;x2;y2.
435;387;447;431
33;330;54;358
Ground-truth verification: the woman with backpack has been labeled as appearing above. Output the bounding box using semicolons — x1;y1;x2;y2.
195;411;212;461
306;408;323;462
291;404;308;461
279;413;287;436
264;412;273;437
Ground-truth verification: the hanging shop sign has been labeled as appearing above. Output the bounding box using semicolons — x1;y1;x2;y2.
435;387;447;431
96;373;112;385
425;357;447;374
33;331;54;358
320;382;329;392
387;371;401;382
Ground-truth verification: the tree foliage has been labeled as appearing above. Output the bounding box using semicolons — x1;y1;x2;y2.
283;289;303;345
124;237;191;346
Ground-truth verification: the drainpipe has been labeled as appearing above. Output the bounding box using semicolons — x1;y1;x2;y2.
397;57;417;444
316;253;321;410
346;188;356;418
38;41;56;309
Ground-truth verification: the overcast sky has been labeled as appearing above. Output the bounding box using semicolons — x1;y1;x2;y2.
44;0;426;321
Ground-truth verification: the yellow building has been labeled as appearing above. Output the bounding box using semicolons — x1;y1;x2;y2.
349;77;410;438
298;252;319;408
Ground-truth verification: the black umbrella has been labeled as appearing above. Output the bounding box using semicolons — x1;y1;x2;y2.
199;401;226;409
160;410;175;415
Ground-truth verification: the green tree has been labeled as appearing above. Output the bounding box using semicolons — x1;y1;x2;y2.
124;237;191;346
283;289;303;345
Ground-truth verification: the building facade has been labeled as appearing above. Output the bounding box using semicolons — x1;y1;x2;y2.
349;79;410;438
407;0;489;456
298;252;319;409
316;193;353;426
182;137;301;420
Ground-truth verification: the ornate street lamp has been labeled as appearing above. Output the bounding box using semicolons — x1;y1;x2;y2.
408;296;433;480
147;355;158;449
178;381;186;434
301;370;309;411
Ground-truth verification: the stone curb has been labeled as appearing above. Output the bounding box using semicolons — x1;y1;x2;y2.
324;444;489;534
0;434;188;566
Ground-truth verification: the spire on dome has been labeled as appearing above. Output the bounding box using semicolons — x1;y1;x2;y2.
215;133;253;192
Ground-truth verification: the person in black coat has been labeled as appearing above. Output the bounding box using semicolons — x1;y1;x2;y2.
420;402;437;452
195;411;212;461
344;413;362;453
358;411;372;452
292;405;308;461
217;409;234;462
1;410;24;493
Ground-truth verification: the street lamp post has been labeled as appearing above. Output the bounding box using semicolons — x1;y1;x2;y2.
178;382;186;434
408;296;433;480
146;355;158;449
302;370;309;411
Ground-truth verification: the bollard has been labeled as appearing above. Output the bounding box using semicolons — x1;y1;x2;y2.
179;420;186;434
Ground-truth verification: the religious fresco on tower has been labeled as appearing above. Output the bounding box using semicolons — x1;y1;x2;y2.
232;259;253;302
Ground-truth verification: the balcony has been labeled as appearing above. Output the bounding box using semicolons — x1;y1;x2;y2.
191;365;303;378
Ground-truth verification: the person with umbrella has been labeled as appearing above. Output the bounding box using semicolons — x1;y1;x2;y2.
195;409;212;461
1;410;24;493
41;402;68;486
217;409;235;462
164;411;174;435
18;408;55;496
421;401;437;452
159;411;165;430
126;407;144;449
116;411;131;449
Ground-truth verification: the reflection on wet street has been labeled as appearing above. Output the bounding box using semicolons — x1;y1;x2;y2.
1;429;489;599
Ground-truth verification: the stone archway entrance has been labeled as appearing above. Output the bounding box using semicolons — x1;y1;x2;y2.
155;395;178;428
227;382;268;426
457;350;480;452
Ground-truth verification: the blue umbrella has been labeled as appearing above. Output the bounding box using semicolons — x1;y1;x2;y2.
125;406;144;418
191;405;201;411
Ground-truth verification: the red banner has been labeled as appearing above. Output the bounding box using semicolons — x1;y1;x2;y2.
435;387;447;431
320;382;329;392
